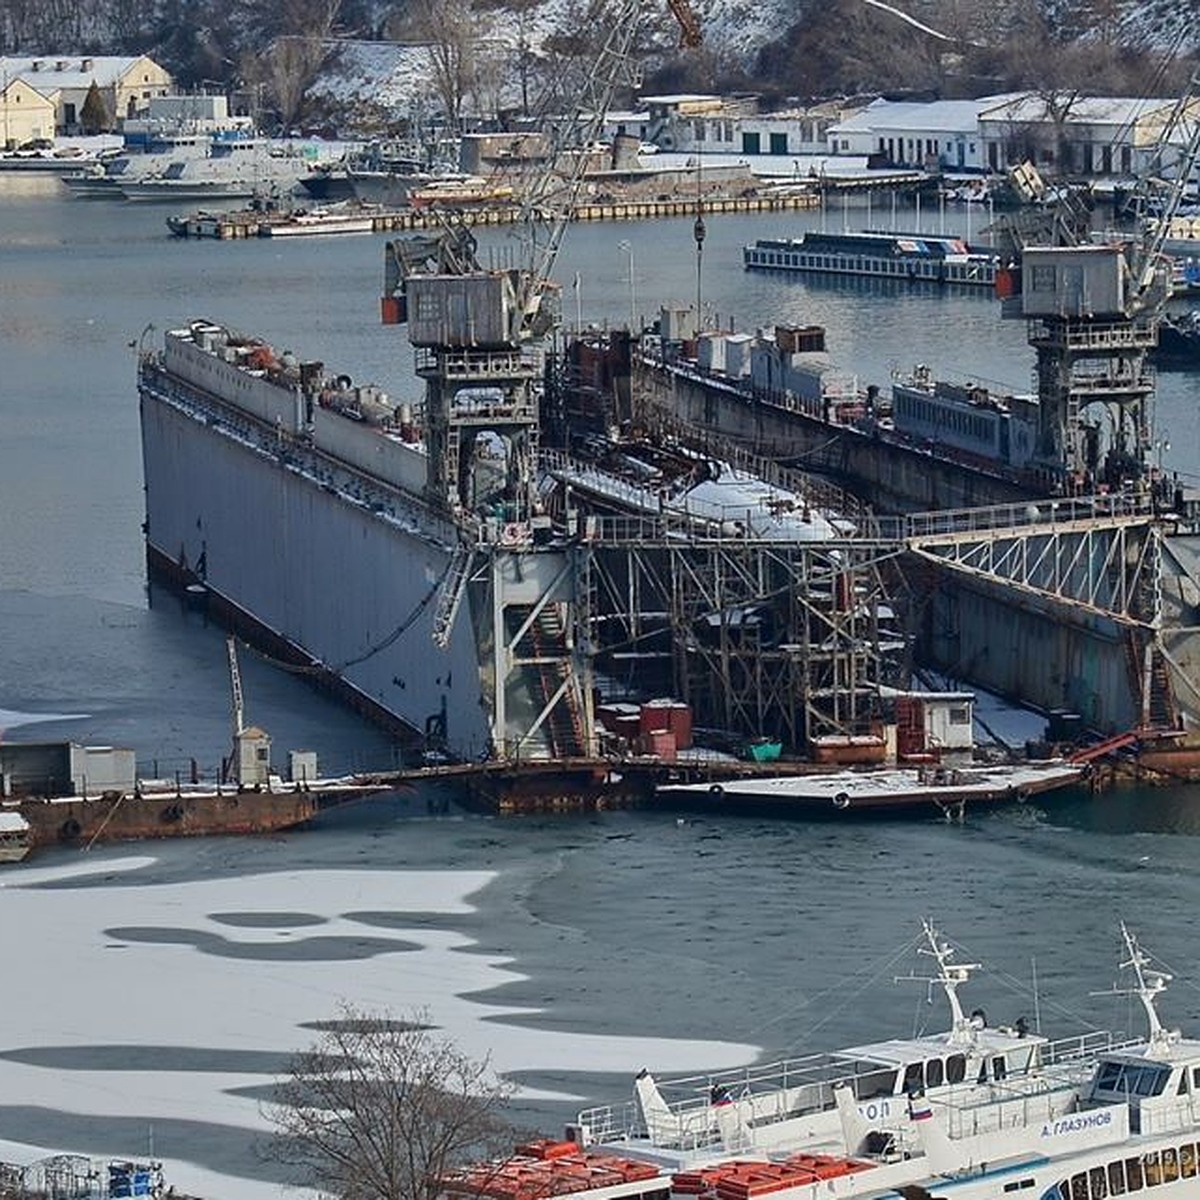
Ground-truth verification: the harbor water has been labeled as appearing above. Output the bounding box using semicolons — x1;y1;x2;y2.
2;175;1200;1199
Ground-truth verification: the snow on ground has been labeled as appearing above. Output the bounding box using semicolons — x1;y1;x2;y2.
0;854;758;1198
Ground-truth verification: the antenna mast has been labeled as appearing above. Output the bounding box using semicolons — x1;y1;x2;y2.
895;920;982;1047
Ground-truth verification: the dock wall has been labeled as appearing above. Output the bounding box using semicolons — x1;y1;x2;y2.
642;363;1035;512
139;386;492;754
921;569;1138;733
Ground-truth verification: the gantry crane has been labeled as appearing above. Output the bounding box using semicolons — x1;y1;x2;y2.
382;0;702;516
1006;73;1200;490
377;0;702;763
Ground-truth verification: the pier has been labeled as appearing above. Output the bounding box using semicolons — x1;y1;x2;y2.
165;190;822;239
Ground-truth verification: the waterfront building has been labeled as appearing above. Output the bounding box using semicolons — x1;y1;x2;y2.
0;55;172;131
826;96;1019;171
0;76;55;147
827;92;1200;181
641;92;861;158
977;93;1200;178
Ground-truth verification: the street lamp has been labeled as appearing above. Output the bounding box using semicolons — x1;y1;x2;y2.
618;239;636;331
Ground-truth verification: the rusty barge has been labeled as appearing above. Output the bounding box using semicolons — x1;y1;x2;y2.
0;739;394;857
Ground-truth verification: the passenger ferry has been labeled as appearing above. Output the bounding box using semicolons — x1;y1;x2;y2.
743;230;1001;287
438;923;1144;1199
437;924;1192;1200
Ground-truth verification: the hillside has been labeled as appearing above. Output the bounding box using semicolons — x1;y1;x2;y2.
1;0;1195;130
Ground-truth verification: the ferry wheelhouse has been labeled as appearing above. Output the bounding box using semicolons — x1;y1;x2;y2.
743;231;1000;287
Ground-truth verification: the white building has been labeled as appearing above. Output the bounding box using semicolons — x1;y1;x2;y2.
826;91;1200;181
826;96;1018;171
639;93;859;158
977;94;1200;178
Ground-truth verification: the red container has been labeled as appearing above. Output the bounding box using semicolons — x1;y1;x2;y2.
645;729;677;762
667;702;693;750
640;698;674;736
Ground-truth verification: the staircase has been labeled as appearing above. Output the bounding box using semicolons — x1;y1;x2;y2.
510;603;587;758
431;544;474;649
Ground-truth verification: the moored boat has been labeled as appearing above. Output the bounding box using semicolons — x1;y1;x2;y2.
438;922;1164;1200
743;231;1000;287
0;738;395;860
655;760;1084;815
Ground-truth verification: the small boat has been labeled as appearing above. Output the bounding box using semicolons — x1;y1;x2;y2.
743;230;1000;287
656;760;1084;815
258;203;380;237
0;145;105;172
0;812;31;862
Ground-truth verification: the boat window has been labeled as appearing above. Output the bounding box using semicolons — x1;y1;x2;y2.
1096;1063;1170;1097
1162;1150;1179;1184
1109;1162;1127;1195
1143;1153;1161;1187
1091;1167;1109;1199
1073;1173;1089;1200
926;1059;944;1089
1193;1068;1200;1090
903;1062;924;1093
946;1054;966;1084
1041;1185;1067;1200
993;1057;1007;1081
853;1067;897;1099
1126;1158;1144;1191
1180;1145;1196;1179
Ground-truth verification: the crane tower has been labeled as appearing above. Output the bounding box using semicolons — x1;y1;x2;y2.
1004;79;1200;491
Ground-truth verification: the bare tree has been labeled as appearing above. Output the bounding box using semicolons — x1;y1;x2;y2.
263;1006;517;1200
406;0;480;130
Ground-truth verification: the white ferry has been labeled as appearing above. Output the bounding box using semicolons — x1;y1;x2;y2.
743;231;1001;287
441;921;1152;1200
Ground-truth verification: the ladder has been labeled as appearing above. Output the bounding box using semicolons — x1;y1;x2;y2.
432;544;475;649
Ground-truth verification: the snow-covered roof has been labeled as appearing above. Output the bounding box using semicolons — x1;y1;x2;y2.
831;95;1024;135
979;94;1181;128
0;54;149;89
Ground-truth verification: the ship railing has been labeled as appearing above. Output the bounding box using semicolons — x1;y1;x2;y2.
1025;317;1159;351
576;1050;906;1149
1041;1029;1143;1066
905;493;1156;543
1139;1096;1200;1137
413;345;542;380
930;1076;1080;1141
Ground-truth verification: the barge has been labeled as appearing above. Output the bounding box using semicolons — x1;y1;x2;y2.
0;740;393;855
743;230;1001;287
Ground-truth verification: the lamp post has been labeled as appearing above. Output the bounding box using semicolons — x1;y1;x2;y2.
618;239;636;331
